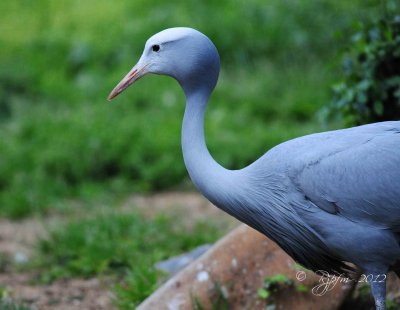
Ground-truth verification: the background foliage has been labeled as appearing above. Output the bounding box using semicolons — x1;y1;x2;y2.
327;5;400;125
0;0;384;218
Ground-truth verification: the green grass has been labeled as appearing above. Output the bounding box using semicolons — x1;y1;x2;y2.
33;210;223;307
0;0;385;218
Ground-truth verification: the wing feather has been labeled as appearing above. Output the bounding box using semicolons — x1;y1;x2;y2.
288;122;400;229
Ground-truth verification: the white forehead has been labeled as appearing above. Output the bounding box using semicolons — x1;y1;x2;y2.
146;27;201;46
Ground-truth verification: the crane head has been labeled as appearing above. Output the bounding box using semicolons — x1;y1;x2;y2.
108;27;220;100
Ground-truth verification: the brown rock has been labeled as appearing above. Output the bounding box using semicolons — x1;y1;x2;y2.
138;224;355;310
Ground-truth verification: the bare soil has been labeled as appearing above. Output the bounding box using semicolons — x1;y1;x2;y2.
0;192;237;310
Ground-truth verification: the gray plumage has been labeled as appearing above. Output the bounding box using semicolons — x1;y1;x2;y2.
108;27;400;310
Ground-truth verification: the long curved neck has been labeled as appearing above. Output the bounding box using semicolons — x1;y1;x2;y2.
182;90;236;205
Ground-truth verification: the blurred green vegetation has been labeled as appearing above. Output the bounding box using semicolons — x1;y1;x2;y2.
0;0;384;218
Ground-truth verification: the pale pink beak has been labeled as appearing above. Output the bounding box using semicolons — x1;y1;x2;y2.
108;63;149;101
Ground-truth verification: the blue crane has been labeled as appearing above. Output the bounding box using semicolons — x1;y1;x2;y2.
108;28;400;310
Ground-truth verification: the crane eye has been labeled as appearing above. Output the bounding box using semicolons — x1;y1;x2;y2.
152;44;160;52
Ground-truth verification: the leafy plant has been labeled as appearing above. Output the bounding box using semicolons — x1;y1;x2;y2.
327;5;400;125
257;274;294;300
295;283;308;292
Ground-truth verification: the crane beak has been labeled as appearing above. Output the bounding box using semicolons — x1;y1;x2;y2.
107;63;149;101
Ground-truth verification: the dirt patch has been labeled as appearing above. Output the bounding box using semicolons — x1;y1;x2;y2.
0;192;237;310
125;191;239;229
0;216;117;310
1;274;115;310
0;218;46;259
